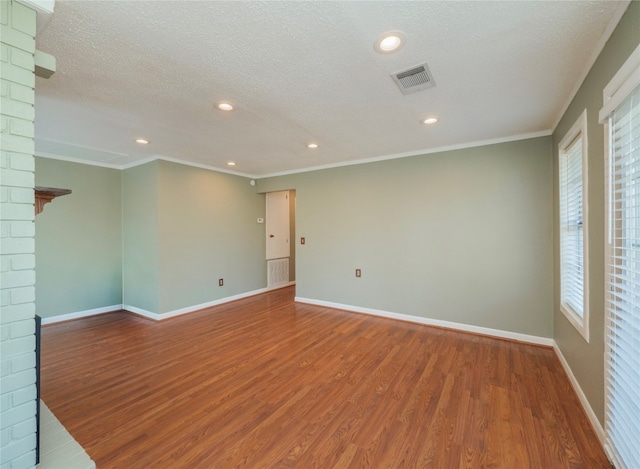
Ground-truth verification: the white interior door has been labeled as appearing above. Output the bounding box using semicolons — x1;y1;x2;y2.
266;191;290;260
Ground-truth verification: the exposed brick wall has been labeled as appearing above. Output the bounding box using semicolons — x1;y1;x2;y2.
1;1;38;467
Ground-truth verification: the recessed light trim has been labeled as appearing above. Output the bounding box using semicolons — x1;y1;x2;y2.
135;138;149;144
217;102;234;111
307;143;319;149
375;31;405;54
422;117;438;125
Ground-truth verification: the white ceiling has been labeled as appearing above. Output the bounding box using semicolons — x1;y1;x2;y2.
34;0;628;177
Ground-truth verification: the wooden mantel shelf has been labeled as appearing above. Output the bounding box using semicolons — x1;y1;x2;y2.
35;186;71;215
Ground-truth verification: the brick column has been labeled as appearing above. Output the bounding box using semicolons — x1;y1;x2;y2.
1;1;38;467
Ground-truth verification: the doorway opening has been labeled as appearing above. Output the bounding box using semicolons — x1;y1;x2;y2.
265;190;296;289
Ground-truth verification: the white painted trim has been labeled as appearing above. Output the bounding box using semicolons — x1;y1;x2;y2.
36;146;253;178
34;49;56;75
552;0;631;131
36;138;130;159
37;151;255;178
553;342;605;445
122;155;255;179
265;280;296;291
599;42;640;123
122;305;160;320
125;282;296;321
116;155;157;170
259;129;552;179
16;0;54;13
557;109;590;343
294;297;554;346
40;304;123;325
35;152;123;169
36;129;552;180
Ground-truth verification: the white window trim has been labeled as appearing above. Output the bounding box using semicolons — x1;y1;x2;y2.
558;109;589;342
602;43;640;469
599;44;640;124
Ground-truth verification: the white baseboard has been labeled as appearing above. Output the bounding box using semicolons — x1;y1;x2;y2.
294;297;554;347
40;304;123;325
266;280;296;292
125;281;296;321
553;343;605;445
122;304;158;320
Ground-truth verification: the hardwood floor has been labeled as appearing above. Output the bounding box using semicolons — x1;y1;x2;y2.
41;287;611;468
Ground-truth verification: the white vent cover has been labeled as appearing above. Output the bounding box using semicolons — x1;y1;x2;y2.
391;63;436;95
267;258;289;287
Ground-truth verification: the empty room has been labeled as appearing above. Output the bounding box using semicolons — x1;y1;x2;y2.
1;0;639;468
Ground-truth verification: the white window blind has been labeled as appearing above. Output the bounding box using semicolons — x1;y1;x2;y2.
560;137;585;313
605;84;640;469
558;111;588;340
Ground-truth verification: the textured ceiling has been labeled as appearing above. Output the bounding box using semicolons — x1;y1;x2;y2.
34;1;628;177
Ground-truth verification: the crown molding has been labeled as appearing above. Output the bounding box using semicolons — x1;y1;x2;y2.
258;129;552;179
37;129;553;180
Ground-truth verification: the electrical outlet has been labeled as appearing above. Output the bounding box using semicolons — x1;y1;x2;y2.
218;278;224;286
356;269;361;278
301;237;305;245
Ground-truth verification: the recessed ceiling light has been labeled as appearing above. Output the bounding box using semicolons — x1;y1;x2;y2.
227;161;236;166
375;31;405;54
217;102;234;111
135;138;149;144
307;143;318;149
422;117;438;125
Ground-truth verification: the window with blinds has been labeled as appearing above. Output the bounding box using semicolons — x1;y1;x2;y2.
558;111;589;341
604;83;640;469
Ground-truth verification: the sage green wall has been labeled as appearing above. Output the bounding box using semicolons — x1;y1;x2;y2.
37;159;268;316
156;161;266;314
35;157;122;317
122;161;159;313
258;137;553;337
552;1;640;426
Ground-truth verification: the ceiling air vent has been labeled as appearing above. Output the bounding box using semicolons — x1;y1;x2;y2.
391;63;436;95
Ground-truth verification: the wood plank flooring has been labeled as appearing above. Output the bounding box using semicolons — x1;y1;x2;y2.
41;287;611;468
